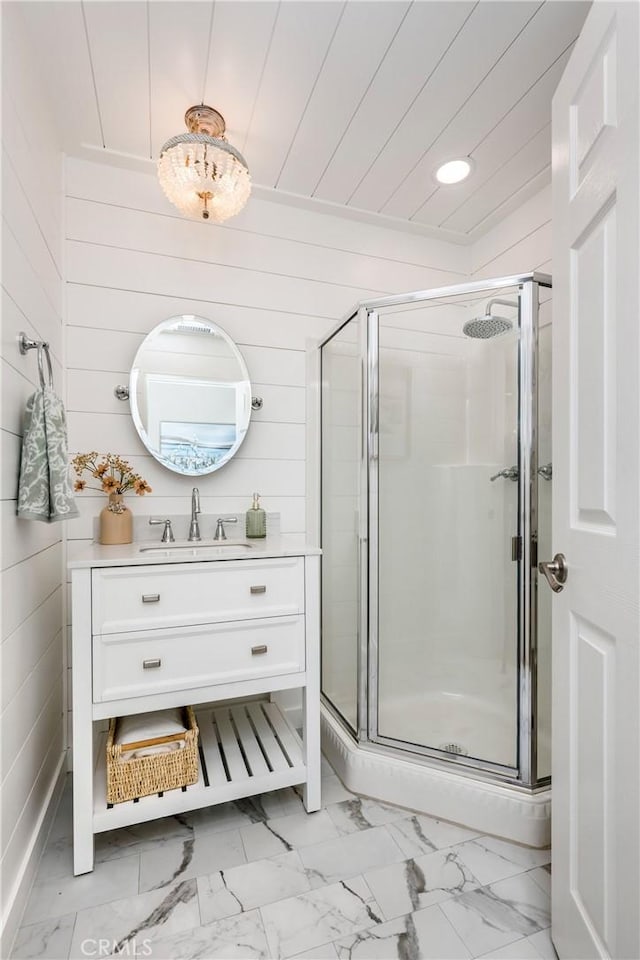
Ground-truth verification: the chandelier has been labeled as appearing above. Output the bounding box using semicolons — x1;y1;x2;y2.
158;105;251;223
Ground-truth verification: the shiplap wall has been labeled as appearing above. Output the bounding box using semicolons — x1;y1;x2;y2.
62;155;470;745
63;155;469;550
470;183;552;280
0;5;66;950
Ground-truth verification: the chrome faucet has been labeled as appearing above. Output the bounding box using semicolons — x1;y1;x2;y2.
188;487;201;541
213;517;237;541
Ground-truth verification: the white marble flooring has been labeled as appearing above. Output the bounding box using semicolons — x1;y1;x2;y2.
12;760;555;960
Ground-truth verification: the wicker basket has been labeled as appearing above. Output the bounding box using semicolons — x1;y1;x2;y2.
106;706;199;804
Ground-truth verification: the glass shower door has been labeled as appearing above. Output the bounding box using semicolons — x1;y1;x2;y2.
320;314;362;733
372;289;521;771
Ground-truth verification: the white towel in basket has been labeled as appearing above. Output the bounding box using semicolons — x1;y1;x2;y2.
117;708;187;760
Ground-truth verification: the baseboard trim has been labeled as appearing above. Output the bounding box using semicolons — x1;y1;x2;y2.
1;753;67;958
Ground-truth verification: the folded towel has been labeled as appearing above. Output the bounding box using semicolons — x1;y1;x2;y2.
17;349;78;522
116;708;188;760
122;741;184;761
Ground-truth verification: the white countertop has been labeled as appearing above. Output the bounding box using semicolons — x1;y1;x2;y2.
68;537;321;569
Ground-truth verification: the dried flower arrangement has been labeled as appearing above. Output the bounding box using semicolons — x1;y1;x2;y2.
71;452;152;513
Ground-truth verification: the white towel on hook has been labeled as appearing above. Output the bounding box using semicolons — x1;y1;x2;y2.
17;344;79;522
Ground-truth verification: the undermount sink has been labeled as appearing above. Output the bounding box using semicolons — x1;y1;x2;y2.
139;541;255;554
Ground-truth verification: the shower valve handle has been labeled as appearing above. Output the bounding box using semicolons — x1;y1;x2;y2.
490;466;519;482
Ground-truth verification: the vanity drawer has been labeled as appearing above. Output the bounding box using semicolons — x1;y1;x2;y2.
93;615;306;702
92;558;304;634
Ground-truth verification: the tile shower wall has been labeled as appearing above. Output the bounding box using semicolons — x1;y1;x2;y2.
0;5;66;949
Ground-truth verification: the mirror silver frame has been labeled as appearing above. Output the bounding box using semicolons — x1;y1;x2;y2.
129;315;252;477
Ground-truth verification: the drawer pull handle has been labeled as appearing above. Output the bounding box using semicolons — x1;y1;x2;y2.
250;585;267;594
143;658;162;669
251;645;268;656
142;594;160;603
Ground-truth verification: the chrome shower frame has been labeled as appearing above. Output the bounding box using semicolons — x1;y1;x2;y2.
319;271;552;791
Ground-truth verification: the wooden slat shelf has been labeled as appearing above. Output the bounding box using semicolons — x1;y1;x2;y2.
92;700;307;832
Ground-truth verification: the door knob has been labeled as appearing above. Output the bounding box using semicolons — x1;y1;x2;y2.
539;553;568;592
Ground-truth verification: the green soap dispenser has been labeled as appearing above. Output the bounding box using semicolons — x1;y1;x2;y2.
246;492;266;539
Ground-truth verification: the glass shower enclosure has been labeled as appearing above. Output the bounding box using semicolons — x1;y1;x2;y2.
321;273;551;788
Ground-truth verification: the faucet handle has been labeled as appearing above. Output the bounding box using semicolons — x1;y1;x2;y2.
213;517;237;541
149;518;175;543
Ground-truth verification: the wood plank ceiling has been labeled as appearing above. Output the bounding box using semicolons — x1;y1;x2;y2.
20;0;590;241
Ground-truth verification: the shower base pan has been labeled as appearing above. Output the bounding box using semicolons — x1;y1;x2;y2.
321;704;551;848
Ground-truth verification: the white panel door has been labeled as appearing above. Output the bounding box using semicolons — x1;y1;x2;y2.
551;3;639;958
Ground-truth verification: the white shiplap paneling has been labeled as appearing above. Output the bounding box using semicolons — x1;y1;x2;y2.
0;6;66;952
313;1;475;205
63;156;468;567
358;1;542;216
419;45;572;230
19;1;590;240
383;1;582;224
470;183;552;279
275;1;411;196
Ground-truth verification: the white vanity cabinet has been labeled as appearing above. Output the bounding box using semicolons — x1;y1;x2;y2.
70;546;321;875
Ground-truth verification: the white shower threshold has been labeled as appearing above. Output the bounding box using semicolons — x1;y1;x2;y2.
321;703;551;849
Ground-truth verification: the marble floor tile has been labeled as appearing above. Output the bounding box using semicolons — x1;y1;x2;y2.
478;938;541;959
525;929;558;959
326;798;408;836
47;778;73;843
241;810;340;861
261;880;383;958
95;814;193;863
452;838;551;887
440;871;550;957
321;756;335;777
69;879;200;958
22;853;140;925
334;903;470;959
11;914;76;960
293;943;338;959
183;799;263;838
35;835;74;883
139;826;246;893
386;815;482;858
364;848;481;919
300;826;405;889
145;909;270;959
261;788;306;819
197;851;311;924
315;775;354;806
527;866;551;897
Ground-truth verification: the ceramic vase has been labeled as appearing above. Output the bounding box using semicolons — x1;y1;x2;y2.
99;493;133;545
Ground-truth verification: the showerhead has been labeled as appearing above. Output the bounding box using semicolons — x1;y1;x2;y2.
462;298;518;339
462;314;513;339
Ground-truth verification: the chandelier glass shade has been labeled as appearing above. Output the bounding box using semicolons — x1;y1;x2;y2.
158;105;251;223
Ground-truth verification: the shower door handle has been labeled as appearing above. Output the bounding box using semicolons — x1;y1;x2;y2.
539;553;568;593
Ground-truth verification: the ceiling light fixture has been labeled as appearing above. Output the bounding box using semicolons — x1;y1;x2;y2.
434;158;474;185
158;105;251;223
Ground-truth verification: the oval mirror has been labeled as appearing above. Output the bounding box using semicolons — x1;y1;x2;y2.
130;315;251;476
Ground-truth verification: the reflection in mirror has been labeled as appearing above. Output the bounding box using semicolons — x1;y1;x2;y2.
130;315;251;476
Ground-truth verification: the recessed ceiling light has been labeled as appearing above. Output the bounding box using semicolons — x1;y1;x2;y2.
434;158;474;185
